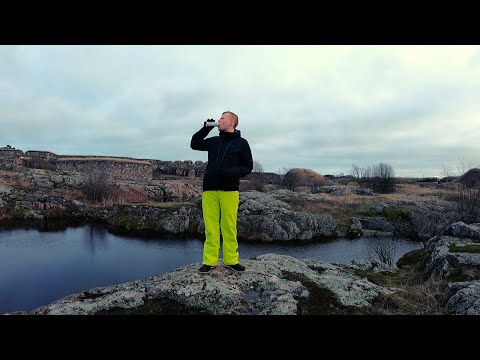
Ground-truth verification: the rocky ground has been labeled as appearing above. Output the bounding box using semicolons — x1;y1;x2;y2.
3;167;480;315
0;168;457;242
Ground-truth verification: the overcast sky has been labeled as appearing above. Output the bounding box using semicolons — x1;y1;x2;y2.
1;45;479;177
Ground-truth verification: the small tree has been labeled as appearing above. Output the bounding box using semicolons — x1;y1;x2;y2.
456;156;475;176
358;162;396;193
276;167;289;176
441;162;453;177
350;164;363;180
253;160;264;173
282;170;301;191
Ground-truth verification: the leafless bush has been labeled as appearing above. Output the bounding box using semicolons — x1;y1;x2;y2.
358;162;396;193
82;172;111;203
411;207;458;247
456;156;475;176
282;168;330;191
349;164;364;180
366;237;397;267
452;185;480;224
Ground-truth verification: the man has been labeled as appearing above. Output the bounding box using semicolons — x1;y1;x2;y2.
190;111;253;273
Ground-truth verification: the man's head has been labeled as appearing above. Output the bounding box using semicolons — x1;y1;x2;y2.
218;111;238;132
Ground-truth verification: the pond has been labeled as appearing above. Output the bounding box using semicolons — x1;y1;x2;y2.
0;222;421;314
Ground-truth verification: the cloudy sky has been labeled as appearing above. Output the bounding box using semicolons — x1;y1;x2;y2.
1;45;479;177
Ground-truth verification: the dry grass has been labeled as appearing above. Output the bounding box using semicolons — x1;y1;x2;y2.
50;188;86;202
283;184;457;233
379;183;453;202
371;279;448;315
285;193;374;232
354;267;449;314
0;170;31;190
107;186;150;204
31;168;51;175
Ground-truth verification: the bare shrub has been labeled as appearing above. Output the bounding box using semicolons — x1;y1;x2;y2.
356;162;396;193
252;160;264;173
366;237;397;267
350;164;364;180
411;206;458;247
82;172;111;203
452;185;480;224
282;168;330;191
456;156;475;176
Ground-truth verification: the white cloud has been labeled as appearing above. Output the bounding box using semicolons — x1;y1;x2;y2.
1;45;479;177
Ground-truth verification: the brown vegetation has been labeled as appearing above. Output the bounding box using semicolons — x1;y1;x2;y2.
282;168;332;191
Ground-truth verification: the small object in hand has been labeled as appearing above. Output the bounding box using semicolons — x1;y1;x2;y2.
204;118;219;127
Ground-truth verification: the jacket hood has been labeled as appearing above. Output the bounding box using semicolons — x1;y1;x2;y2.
219;129;241;140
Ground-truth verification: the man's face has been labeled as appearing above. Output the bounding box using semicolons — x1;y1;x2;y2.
218;113;233;131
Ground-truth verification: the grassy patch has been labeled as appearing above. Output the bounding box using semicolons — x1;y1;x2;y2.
370;280;448;315
449;244;480;253
445;269;469;283
282;271;363;315
284;195;377;233
396;249;424;270
352;269;400;287
445;268;480;282
382;207;413;221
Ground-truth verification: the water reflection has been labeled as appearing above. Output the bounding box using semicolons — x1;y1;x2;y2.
85;224;109;253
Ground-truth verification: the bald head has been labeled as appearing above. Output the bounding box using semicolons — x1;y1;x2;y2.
222;111;238;129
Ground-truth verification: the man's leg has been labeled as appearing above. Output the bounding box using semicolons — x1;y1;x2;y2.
202;190;221;266
219;191;240;265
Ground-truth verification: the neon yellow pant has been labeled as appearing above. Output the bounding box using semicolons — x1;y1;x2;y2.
202;190;240;266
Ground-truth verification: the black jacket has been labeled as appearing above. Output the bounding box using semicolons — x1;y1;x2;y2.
191;126;253;191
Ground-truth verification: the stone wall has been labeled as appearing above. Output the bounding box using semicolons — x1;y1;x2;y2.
57;158;153;182
0;149;24;168
25;150;59;162
2;147;210;181
151;160;206;178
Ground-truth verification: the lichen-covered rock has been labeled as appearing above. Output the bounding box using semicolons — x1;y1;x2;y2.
445;281;480;315
29;254;392;315
449;222;480;241
237;191;338;241
423;235;476;280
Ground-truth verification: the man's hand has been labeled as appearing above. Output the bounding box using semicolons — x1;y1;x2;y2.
204;119;216;127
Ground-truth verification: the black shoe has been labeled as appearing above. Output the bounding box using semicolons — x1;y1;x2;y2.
198;264;216;273
224;263;245;272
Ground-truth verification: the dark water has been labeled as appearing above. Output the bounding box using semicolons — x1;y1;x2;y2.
0;223;421;314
